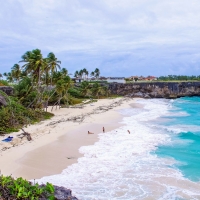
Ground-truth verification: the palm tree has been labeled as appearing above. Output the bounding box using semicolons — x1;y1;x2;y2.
52;75;72;110
79;70;83;79
80;81;90;96
62;75;73;105
20;49;46;88
11;64;21;83
20;71;27;79
74;70;79;78
61;68;68;77
20;49;48;108
4;72;14;83
47;52;61;85
55;79;65;109
0;73;2;80
91;82;103;99
82;68;87;80
94;68;100;79
3;72;8;77
90;71;95;77
19;51;33;76
85;69;89;80
52;71;63;85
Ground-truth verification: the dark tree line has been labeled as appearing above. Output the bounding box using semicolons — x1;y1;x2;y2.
158;75;200;81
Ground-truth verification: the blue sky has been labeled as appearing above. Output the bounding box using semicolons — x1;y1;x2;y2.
1;0;200;77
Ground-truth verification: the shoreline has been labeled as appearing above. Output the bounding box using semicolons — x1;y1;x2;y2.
0;97;137;180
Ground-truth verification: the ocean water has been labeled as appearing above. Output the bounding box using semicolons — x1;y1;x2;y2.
37;97;200;200
155;97;200;182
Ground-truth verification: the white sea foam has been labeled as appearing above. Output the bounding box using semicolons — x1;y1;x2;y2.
151;124;200;134
36;99;200;200
165;111;190;117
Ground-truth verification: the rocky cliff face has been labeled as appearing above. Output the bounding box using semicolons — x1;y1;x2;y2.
109;82;200;98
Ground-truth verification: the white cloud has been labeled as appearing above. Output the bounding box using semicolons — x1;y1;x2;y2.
0;0;200;76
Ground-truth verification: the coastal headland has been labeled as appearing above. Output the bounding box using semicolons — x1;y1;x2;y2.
109;81;200;98
0;97;136;180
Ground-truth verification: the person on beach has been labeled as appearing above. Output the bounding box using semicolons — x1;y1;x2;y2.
88;131;94;134
127;130;130;134
103;127;105;133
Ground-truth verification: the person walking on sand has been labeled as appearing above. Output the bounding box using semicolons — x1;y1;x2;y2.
103;127;105;133
88;131;94;134
127;130;130;134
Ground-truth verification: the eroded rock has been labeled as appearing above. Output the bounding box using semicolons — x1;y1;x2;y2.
109;82;200;98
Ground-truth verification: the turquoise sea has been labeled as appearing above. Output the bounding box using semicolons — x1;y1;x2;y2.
37;97;200;199
156;97;200;182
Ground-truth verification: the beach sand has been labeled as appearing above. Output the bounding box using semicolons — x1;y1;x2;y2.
0;98;136;180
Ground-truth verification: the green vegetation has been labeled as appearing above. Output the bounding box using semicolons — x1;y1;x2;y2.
0;49;111;133
0;90;53;133
157;75;200;81
0;175;55;199
0;80;9;86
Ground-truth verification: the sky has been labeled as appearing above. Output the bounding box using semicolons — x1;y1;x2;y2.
1;0;200;77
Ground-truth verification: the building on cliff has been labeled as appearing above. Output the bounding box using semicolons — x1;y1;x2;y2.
107;77;126;83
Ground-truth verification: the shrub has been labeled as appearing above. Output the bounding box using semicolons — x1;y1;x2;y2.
68;88;82;98
0;91;54;133
0;175;55;199
0;80;9;86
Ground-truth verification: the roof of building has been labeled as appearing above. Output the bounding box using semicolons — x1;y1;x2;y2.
107;77;125;79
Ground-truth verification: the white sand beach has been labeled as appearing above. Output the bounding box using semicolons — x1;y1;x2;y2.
0;97;136;180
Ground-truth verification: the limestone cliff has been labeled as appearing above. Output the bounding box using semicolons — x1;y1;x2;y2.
108;82;200;98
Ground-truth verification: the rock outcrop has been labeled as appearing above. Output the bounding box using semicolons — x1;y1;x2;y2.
0;86;12;107
0;95;7;106
54;186;78;200
109;82;200;98
0;86;13;95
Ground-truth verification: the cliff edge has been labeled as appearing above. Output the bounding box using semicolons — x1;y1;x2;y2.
109;82;200;98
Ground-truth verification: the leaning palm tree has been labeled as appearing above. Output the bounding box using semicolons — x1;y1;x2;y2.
62;75;73;105
54;79;65;109
47;52;61;85
52;75;72;110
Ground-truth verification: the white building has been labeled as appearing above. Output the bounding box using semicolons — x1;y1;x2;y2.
72;78;84;83
107;77;126;83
